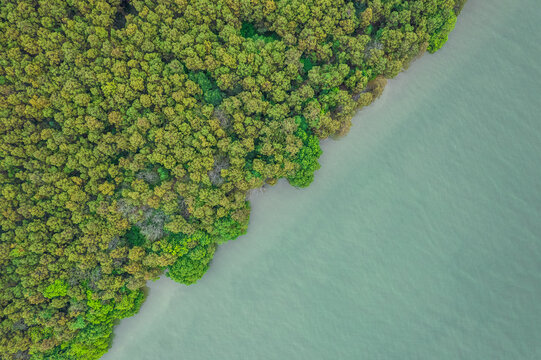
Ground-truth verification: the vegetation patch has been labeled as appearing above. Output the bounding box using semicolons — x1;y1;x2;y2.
0;0;465;358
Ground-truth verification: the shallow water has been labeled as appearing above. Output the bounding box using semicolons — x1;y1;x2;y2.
103;1;541;359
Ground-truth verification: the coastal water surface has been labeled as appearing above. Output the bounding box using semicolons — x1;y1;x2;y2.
103;1;541;359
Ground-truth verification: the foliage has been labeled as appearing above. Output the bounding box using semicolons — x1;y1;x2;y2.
287;119;322;187
43;280;69;299
124;227;145;247
211;216;248;244
166;232;216;285
428;13;458;53
0;0;465;358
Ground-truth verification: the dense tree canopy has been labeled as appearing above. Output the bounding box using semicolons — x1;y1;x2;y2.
0;0;465;358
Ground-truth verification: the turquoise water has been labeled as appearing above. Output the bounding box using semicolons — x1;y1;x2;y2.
103;1;541;359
